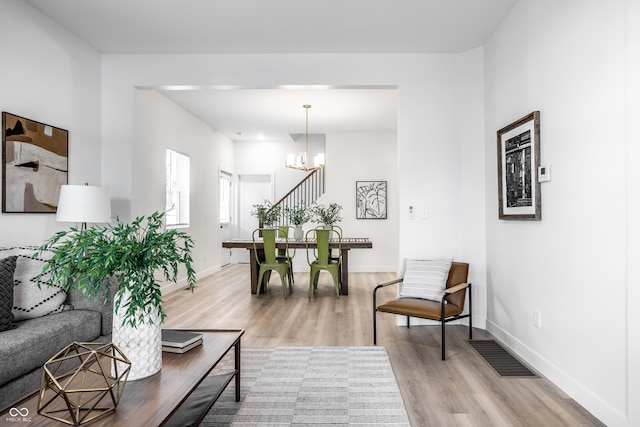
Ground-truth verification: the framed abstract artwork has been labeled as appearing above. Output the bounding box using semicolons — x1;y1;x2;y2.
356;180;387;219
497;111;541;220
2;112;68;213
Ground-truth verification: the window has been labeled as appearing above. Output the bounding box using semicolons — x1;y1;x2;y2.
220;171;232;224
165;149;190;227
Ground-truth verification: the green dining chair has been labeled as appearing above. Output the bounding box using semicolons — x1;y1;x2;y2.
306;227;342;298
329;224;343;263
252;228;292;298
277;225;296;286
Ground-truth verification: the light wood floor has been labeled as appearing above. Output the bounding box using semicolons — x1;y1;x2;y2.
162;264;604;427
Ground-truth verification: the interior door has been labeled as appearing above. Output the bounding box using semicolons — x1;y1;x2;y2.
234;173;273;263
219;171;232;267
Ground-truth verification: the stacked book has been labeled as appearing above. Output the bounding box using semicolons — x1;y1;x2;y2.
161;330;203;354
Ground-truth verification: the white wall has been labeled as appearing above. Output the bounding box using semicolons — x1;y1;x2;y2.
133;90;235;290
396;48;487;327
455;48;487;328
100;53;486;286
5;1;638;424
627;2;640;424
233;133;326;201
320;132;398;272
484;1;636;425
0;0;101;246
232;132;397;272
232;133;325;259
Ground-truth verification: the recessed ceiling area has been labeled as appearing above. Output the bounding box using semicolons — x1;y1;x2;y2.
158;87;398;142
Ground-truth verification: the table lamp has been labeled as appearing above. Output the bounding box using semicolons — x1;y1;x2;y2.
56;184;112;230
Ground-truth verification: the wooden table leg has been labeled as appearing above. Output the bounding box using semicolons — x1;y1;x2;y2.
234;338;241;402
248;249;258;294
340;249;349;295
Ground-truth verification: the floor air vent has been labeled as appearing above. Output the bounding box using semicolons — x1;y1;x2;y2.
468;340;537;377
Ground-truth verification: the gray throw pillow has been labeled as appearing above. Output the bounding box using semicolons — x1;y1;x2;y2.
0;256;18;332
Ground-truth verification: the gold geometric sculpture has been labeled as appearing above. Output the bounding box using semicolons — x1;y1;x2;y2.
37;342;131;426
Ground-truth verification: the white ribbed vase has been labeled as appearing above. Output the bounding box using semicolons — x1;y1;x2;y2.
112;288;162;381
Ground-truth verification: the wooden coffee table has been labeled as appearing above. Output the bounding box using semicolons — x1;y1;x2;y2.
2;329;244;426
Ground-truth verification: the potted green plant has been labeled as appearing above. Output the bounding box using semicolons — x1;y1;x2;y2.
251;200;282;227
286;204;311;240
312;203;343;228
35;210;196;380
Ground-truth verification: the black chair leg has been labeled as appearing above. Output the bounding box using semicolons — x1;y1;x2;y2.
441;320;446;360
372;285;384;345
373;310;377;345
469;283;473;340
441;300;447;360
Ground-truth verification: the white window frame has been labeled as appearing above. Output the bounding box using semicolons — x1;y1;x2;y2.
165;148;190;228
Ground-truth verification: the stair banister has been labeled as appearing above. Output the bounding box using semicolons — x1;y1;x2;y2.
259;168;325;228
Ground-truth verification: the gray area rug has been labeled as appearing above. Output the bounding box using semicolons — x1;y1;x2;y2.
201;346;411;426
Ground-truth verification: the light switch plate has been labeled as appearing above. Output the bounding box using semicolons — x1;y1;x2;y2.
538;165;551;182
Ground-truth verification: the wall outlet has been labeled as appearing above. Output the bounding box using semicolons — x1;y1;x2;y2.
533;309;542;328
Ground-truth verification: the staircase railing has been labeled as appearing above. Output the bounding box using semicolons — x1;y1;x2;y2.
261;168;325;227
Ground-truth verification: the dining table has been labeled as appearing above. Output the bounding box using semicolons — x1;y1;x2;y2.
222;237;373;295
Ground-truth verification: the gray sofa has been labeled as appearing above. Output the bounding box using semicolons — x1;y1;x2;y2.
0;247;115;412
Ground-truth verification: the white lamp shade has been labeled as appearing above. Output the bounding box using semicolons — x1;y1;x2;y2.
56;185;112;224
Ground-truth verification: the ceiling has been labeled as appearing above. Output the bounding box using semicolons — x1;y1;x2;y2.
158;87;399;141
24;0;518;142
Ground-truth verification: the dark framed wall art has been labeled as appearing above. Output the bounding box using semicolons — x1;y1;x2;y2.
2;112;68;213
497;111;541;220
356;180;387;219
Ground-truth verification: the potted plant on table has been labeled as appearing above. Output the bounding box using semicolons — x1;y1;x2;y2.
251;200;282;228
35;210;196;380
312;203;343;229
286;204;312;241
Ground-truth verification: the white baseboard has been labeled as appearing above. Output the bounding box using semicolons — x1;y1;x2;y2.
486;320;626;427
348;265;396;273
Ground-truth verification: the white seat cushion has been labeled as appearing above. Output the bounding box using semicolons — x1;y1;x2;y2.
399;259;452;302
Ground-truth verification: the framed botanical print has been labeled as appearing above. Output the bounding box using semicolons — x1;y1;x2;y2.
356;180;387;219
2;112;68;213
497;111;541;220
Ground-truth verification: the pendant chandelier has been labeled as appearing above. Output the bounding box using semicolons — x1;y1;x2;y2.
285;104;325;171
